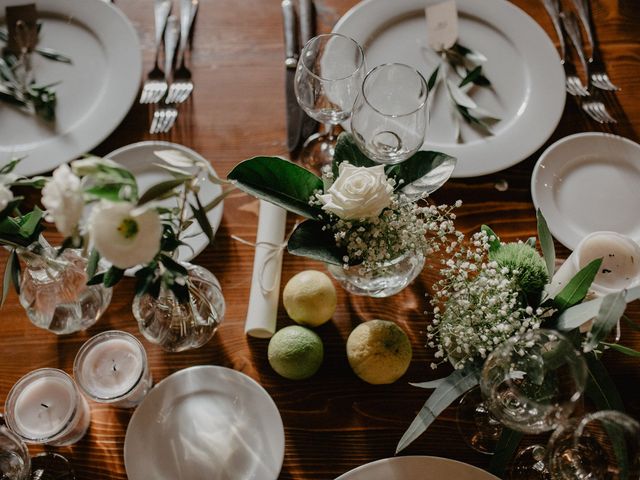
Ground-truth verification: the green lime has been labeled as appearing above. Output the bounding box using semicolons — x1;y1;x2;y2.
268;326;324;380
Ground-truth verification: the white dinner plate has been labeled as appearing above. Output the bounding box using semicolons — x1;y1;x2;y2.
0;0;141;176
124;366;285;480
336;456;500;479
333;0;565;178
531;132;640;250
106;141;224;266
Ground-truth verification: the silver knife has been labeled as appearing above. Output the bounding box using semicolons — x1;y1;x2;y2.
298;0;318;146
282;0;303;153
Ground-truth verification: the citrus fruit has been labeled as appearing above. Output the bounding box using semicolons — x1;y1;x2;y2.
282;270;337;327
268;326;324;380
346;319;412;385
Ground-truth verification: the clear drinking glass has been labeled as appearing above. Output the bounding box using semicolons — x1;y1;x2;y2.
294;33;365;173
351;63;428;165
480;329;587;435
547;410;640;480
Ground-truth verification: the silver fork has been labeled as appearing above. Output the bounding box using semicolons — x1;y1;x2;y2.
560;11;591;97
570;0;620;91
166;0;199;104
540;0;588;97
582;94;616;124
151;16;180;133
140;0;172;104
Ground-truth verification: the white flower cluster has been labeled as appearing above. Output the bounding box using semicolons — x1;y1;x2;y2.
426;230;547;370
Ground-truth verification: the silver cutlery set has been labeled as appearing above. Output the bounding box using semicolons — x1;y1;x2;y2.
542;0;618;124
140;0;198;134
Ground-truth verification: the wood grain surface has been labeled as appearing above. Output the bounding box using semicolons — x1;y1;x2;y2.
1;0;639;479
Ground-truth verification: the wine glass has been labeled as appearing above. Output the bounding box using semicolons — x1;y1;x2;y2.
480;329;587;435
547;410;640;479
0;419;74;480
294;33;365;173
351;63;428;165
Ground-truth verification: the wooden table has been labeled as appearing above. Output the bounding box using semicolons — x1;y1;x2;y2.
1;0;639;478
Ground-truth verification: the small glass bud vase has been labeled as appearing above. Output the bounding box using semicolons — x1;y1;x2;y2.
16;237;112;335
132;262;225;352
326;251;425;298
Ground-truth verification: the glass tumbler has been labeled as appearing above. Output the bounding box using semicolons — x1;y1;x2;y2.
351;63;428;165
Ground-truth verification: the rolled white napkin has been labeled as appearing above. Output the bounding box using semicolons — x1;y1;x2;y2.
244;200;287;338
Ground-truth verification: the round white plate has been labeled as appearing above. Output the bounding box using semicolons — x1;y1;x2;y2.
0;0;141;176
124;366;285;480
336;456;500;480
106;141;224;266
532;132;640;250
333;0;565;178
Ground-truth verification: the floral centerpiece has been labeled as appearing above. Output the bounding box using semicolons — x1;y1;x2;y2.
397;212;640;476
0;152;231;350
228;132;458;297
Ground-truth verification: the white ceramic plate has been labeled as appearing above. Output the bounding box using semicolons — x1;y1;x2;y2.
333;0;565;178
336;456;500;480
0;0;141;176
531;132;640;250
106;141;224;266
124;366;285;480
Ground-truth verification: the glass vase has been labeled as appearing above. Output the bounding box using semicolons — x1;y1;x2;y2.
132;263;225;352
326;251;425;298
16;237;112;335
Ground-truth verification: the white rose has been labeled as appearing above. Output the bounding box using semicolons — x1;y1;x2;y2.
41;164;84;237
0;184;13;211
317;162;393;220
88;201;162;269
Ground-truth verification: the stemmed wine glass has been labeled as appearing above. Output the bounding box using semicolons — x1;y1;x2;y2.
351;63;428;165
294;33;365;173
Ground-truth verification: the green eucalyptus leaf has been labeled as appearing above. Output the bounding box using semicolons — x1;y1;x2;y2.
409;378;446;389
459;65;483;88
103;267;125;288
137;178;186;206
536;209;555;277
18;207;44;237
160;254;188;276
86;273;105;286
427;66;440;90
603;342;640;357
228;156;323;219
481;225;501;253
489;428;523;477
0;158;23;175
553;258;603;312
396;366;480;453
1;250;16;307
385;150;456;199
10;250;20;295
86;249;100;279
584;291;628;352
190;194;213;244
287;220;345;266
332;132;376;178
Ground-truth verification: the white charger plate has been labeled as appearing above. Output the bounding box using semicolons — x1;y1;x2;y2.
531;132;640;250
124;366;285;480
106;141;224;266
0;0;141;175
336;456;500;479
333;0;565;178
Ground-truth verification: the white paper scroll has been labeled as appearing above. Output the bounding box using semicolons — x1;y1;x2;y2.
244;201;287;338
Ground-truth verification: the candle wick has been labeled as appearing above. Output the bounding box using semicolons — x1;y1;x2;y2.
41;403;49;409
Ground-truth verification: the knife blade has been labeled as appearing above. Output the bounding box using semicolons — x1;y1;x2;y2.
298;0;319;145
282;0;304;153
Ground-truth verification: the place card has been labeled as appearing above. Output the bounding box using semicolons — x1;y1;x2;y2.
426;0;458;51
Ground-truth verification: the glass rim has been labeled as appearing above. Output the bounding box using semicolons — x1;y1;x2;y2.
360;62;429;118
299;33;366;82
73;330;148;403
5;368;82;443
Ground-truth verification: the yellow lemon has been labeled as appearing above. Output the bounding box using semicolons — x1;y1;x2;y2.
346;319;412;385
282;270;337;327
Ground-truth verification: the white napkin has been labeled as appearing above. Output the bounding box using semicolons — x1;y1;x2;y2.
244;201;287;338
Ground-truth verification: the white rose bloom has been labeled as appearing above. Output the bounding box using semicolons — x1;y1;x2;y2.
317;162;393;220
88;201;162;269
0;184;13;211
41;164;84;237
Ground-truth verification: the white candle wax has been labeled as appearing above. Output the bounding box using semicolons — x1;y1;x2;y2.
80;338;143;399
14;376;74;440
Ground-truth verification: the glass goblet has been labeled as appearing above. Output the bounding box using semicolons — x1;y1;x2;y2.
480;329;587;435
547;410;640;480
294;33;365;173
351;63;428;165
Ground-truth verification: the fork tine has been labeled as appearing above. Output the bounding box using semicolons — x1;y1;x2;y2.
595;102;616;123
149;110;160;134
582;103;602;123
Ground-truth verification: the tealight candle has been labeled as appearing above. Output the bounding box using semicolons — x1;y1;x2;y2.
73;330;152;408
4;369;90;446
